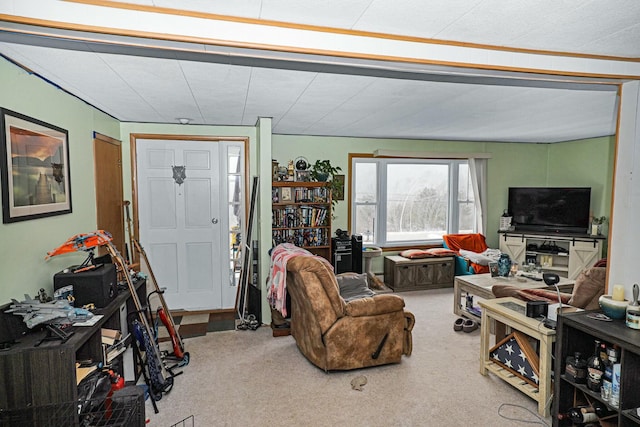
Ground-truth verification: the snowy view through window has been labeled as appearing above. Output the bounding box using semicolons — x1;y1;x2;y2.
353;159;475;245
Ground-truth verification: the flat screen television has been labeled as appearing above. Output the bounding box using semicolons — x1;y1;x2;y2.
507;187;591;234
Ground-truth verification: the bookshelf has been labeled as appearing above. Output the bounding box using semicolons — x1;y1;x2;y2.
0;278;145;411
272;181;332;261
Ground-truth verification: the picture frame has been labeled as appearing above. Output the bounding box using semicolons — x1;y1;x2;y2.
333;174;345;200
295;170;310;182
489;262;499;277
281;187;292;202
1;108;72;223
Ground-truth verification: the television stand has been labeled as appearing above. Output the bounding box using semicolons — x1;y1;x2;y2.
498;231;604;279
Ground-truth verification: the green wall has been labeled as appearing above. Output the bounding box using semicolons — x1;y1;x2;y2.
0;53;616;306
0;58;121;301
273;136;615;252
548;137;614;223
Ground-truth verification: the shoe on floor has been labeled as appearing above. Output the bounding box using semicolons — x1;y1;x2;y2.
453;318;465;331
463;319;478;333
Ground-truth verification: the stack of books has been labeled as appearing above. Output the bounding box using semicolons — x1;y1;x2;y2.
101;328;129;363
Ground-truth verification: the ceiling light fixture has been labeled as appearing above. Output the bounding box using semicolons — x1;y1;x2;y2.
178;118;191;125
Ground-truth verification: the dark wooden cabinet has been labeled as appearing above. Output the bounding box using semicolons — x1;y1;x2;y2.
554;310;640;426
383;255;454;291
0;279;145;411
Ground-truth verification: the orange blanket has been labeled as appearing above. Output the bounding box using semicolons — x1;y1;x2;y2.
443;233;490;274
442;233;488;253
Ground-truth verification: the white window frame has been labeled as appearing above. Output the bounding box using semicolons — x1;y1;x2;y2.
351;157;477;247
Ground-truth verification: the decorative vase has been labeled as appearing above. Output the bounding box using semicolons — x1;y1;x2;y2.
598;295;628;320
497;253;512;277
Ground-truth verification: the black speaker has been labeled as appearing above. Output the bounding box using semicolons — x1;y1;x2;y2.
351;234;363;274
332;237;352;274
53;263;118;308
526;301;549;318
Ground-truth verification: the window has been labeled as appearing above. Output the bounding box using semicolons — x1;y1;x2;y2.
227;144;244;287
351;157;476;246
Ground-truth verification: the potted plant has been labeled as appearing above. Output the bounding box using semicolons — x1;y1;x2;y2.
310;160;342;214
309;159;341;182
591;216;607;236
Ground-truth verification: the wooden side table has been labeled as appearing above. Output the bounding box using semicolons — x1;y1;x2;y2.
478;297;556;417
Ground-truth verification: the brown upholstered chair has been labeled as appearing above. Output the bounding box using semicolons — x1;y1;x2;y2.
492;266;606;310
285;255;415;371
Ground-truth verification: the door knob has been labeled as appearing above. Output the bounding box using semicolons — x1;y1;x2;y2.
211;218;219;224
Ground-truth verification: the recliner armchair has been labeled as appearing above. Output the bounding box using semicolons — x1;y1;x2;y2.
285;255;415;371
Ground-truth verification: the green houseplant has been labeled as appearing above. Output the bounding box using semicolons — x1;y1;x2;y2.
310;160;342;214
309;159;341;182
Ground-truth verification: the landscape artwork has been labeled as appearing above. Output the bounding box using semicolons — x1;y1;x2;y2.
1;109;71;223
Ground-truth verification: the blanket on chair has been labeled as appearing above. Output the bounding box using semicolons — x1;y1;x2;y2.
266;243;333;317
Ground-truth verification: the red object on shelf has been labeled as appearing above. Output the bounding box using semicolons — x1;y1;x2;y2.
105;371;125;419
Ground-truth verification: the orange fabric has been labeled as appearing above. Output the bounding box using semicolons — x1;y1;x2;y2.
471;263;490;274
442;233;488;254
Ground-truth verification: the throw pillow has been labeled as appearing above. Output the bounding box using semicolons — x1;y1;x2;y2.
568;267;606;310
399;249;434;259
492;284;525;299
425;247;457;257
491;285;570;304
336;273;375;301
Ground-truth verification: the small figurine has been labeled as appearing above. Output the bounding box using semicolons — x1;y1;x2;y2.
38;288;53;303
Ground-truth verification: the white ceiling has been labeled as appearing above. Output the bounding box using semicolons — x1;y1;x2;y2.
0;0;637;143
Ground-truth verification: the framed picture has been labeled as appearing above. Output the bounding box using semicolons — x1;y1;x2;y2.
295;170;310;182
333;174;345;200
489;262;499;277
281;187;292;202
1;108;72;223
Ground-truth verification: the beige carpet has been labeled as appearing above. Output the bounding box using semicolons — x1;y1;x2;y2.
145;288;552;427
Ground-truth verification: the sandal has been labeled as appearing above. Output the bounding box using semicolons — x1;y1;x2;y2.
453;318;465;331
463;319;478;333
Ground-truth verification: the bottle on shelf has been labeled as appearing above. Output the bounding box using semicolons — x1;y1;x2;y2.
587;339;605;392
565;351;587;384
557;405;598;423
601;344;615;401
610;363;621;407
591;400;615;418
606;344;620;365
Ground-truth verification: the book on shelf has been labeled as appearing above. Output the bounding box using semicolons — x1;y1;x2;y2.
101;328;130;363
75;363;97;385
101;328;121;346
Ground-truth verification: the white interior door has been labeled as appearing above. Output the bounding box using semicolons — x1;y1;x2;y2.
137;138;237;310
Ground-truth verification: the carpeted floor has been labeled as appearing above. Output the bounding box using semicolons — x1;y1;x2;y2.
145;288;553;427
